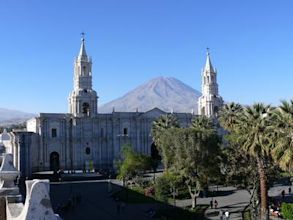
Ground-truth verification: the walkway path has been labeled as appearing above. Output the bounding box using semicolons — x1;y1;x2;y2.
177;184;293;220
176;186;250;220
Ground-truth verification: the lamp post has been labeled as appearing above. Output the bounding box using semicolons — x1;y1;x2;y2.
108;175;112;193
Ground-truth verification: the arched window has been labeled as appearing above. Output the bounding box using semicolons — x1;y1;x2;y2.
83;66;86;75
82;103;90;116
85;147;91;155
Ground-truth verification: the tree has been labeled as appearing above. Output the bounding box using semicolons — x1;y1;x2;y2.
272;99;293;172
151;114;179;170
151;114;179;146
191;115;214;130
117;144;152;185
159;126;220;209
218;102;243;131
153;114;221;209
219;103;274;220
155;172;180;202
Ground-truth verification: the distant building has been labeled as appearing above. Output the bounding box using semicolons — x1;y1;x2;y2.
6;38;223;177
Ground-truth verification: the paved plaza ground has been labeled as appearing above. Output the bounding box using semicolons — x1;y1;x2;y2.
49;179;293;220
50;180;168;220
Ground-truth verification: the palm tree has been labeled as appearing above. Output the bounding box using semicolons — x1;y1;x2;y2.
191;115;214;131
218;102;243;131
272;99;293;172
220;103;274;220
151;114;179;170
151;114;179;146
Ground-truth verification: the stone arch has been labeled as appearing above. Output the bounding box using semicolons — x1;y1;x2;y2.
82;102;90;116
50;152;60;172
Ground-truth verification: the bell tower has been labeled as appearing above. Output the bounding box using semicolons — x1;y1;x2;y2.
198;49;223;117
68;34;98;117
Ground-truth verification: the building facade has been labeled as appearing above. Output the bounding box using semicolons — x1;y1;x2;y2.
7;39;223;177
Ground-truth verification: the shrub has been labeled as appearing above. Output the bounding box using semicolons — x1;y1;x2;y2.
155;175;170;202
155;172;180;202
281;203;293;220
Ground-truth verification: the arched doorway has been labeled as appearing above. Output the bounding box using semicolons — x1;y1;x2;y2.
50;152;60;172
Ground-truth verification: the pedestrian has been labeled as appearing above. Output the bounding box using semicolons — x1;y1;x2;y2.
282;190;285;200
210;199;213;209
225;210;229;220
214;200;218;209
289;187;291;194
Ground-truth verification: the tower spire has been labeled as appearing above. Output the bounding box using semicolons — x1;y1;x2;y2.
204;47;214;73
78;32;87;59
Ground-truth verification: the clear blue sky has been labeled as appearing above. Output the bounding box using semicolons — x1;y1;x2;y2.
0;0;292;113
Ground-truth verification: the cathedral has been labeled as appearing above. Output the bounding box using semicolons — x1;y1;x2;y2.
5;37;223;178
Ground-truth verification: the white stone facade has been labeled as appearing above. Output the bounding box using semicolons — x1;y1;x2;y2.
198;51;223;117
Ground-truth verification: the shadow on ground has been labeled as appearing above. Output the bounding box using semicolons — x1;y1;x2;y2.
50;181;208;220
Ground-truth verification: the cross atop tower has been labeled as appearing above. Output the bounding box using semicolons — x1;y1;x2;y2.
81;32;85;41
206;47;210;55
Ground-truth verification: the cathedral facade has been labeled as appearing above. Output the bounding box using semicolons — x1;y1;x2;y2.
7;38;223;178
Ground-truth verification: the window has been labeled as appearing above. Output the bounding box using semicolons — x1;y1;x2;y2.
123;128;128;136
51;128;57;138
101;128;104;137
82;102;90;116
85;147;91;155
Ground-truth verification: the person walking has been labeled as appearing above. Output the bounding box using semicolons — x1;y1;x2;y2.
282;190;285;200
210;200;213;209
214;200;218;209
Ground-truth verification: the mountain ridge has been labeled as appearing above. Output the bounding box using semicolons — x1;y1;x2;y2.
0;108;36;126
99;76;201;113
